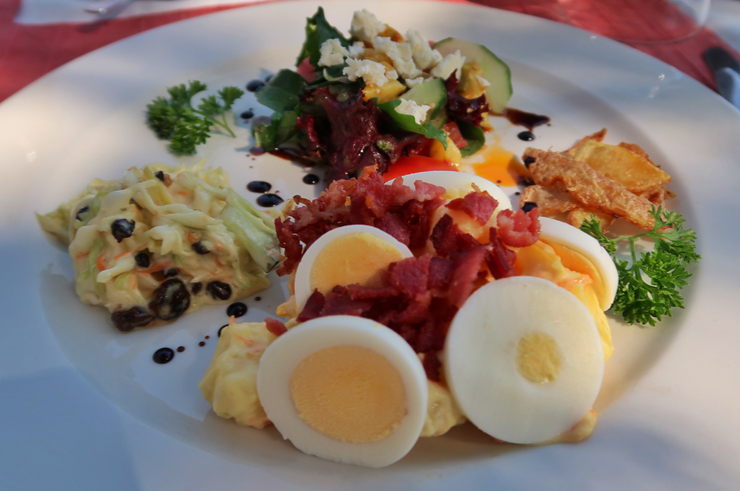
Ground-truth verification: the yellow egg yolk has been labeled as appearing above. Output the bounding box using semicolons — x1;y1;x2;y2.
463;142;529;188
542;240;607;310
515;241;614;362
290;345;406;443
309;233;406;295
516;332;562;384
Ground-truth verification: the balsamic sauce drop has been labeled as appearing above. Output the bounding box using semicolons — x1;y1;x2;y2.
152;348;175;364
504;108;551;131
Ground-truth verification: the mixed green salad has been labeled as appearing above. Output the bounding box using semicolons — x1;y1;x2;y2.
37;162;280;331
252;8;513;182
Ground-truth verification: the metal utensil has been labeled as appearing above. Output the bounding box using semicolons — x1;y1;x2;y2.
703;46;740;108
84;0;133;15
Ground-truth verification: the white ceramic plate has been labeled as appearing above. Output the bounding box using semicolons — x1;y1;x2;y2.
1;1;739;489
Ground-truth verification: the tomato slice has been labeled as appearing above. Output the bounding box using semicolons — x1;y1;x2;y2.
383;156;459;182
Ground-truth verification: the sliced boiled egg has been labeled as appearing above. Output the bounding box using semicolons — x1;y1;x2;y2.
443;276;604;444
257;315;428;468
293;225;413;312
538;217;618;310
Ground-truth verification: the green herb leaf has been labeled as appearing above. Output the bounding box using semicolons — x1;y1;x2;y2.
255;69;307;113
456;120;486;157
580;206;700;326
296;7;350;68
145;80;244;155
376;99;448;148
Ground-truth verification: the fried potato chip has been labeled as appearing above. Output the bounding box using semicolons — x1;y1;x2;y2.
566;128;607;155
519;185;578;215
568;139;672;194
567;207;616;232
524;148;655;230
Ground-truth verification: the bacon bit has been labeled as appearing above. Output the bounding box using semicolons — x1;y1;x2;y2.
321;286;373;316
496;207;541;247
265;318;288;337
428;257;455;290
187;231;198;244
135;260;173;275
114;251;131;260
76;252;89;259
422;352;442;382
446;189;499;224
485;228;517;279
96;254;106;272
448;246;488;308
390;255;431;299
430;214;480;257
346;284;400;300
442;121;468;149
297;290;326;322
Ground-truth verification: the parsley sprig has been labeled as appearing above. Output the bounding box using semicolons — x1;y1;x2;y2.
580;206;700;326
146;81;245;155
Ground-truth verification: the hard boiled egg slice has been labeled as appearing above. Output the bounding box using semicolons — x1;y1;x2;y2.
388;171;512;248
257;315;428;468
538;217;618;310
443;276;605;444
293;225;413;312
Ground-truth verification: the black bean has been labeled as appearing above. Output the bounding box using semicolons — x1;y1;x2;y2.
523;156;536;168
207;281;232;300
163;268;178;278
111;306;155;332
111;219;135;242
240;109;254;120
192;241;210;255
227;302;248;318
517;131;535;142
135;252;150;268
191;282;203;295
149;279;191;321
154;170;165;182
522;202;538;213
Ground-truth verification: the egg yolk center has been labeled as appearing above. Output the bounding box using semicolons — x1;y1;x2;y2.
290;345;406;443
310;233;405;295
516;332;562;384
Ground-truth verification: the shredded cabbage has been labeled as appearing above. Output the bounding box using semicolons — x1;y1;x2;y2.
37;162;280;331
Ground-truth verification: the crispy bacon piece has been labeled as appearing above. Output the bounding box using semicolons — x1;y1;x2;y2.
431;214;480;257
276;166;446;275
390;255;431;299
446;189;499;224
422;352;442;382
486;227;516;279
524;147;655;230
297;290;326;322
519;185;578;215
497;208;541;248
448;246;488;308
265;318;288;336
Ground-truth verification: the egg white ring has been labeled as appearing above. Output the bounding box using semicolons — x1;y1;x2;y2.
386;170;513;214
538;217;619;311
293;224;414;313
443;276;605;444
257;315;428;468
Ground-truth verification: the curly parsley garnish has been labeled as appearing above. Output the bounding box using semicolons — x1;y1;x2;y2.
146;81;244;155
580;206;700;326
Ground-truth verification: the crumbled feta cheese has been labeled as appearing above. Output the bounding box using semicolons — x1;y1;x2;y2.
372;36;421;80
405;77;425;88
476;75;491;88
343;58;389;86
406;29;443;70
387;69;399;80
430;50;466;80
348;41;366;58
350;9;386;43
395;99;430;125
318;39;349;67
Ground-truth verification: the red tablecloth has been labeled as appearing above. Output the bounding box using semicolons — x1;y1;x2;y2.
0;0;737;102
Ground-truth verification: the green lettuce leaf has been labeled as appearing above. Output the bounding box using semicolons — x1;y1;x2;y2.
376;99;448;148
456;120;485;157
296;7;350;68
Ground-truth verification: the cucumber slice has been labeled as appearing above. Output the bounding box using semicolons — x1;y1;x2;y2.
433;38;512;113
400;78;447;120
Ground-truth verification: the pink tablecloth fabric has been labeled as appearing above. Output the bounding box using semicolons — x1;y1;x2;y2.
0;0;737;102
